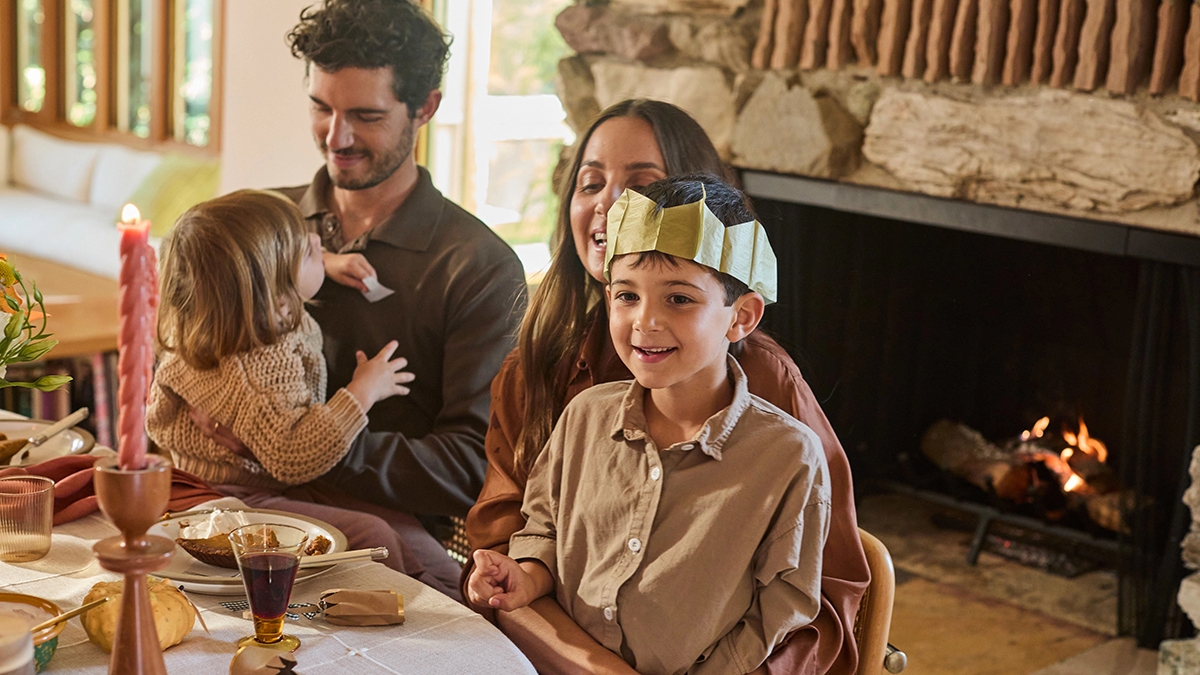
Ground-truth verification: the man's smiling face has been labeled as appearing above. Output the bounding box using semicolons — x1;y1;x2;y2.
308;66;415;191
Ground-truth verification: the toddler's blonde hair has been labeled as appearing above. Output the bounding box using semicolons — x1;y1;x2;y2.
157;189;311;369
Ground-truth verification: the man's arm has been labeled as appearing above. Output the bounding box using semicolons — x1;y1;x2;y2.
323;255;527;516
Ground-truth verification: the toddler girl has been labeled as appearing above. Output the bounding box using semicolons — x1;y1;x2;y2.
147;189;411;491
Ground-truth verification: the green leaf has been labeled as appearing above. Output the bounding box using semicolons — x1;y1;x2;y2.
4;311;23;340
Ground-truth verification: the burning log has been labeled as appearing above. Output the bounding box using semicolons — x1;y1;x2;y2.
922;417;1124;532
921;420;1031;502
1085;490;1132;534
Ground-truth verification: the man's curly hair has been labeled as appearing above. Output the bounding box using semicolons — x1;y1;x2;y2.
288;0;450;117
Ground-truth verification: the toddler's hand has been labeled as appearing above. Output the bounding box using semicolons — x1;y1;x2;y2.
467;550;537;612
324;251;376;293
344;341;415;411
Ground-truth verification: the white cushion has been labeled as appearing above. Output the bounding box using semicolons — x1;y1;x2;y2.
11;125;99;203
90;145;161;212
0;187;151;279
0;125;10;186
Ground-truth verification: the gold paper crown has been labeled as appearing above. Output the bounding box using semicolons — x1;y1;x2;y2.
604;188;778;304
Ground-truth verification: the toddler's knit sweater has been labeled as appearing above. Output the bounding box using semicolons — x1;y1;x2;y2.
147;312;367;491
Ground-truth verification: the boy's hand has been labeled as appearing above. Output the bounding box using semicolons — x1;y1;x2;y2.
323;251;376;293
467;550;543;612
344;341;416;411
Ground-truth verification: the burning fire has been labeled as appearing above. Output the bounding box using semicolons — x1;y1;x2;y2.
1020;416;1051;441
1062;418;1107;463
1063;474;1085;492
1022;416;1109;494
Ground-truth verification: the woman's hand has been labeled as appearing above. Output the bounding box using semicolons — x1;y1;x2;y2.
467;550;551;612
344;341;415;411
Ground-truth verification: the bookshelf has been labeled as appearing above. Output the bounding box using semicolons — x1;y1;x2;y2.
3;253;120;447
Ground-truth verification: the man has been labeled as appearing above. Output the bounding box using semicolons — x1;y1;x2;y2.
275;0;526;544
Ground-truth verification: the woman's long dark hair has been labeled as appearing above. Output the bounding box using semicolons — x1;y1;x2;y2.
511;99;734;478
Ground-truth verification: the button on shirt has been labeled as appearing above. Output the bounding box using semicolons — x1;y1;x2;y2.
508;357;831;675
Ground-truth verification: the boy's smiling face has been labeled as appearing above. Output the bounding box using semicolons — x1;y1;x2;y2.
607;254;757;395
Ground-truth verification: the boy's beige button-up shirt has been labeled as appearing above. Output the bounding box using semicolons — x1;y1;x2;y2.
508;358;831;675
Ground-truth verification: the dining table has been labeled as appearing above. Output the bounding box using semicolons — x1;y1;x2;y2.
0;492;538;674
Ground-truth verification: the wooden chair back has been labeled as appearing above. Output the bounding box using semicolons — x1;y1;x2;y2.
854;528;897;675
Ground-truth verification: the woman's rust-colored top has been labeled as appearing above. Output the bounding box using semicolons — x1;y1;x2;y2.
464;306;870;675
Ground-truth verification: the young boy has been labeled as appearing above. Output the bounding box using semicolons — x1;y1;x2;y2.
467;174;831;675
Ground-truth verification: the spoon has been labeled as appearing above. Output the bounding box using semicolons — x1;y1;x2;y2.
11;407;90;464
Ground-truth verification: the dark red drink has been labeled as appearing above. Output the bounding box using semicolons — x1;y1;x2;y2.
239;551;299;643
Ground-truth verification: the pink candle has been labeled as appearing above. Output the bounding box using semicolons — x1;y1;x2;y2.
116;205;158;471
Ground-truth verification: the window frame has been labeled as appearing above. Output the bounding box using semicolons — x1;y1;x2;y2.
0;0;224;154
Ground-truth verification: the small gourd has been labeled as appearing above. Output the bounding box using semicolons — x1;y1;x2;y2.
79;579;196;652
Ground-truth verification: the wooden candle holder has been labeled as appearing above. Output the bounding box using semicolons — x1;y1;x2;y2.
92;456;174;675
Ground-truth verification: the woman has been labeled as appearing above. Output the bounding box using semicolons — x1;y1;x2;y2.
464;99;870;675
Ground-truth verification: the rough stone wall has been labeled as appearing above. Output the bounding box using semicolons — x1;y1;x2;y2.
554;0;1200;237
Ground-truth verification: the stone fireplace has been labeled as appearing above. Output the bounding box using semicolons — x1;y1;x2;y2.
553;0;1200;648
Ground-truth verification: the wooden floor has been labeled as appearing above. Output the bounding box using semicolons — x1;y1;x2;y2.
4;253;119;359
860;494;1159;675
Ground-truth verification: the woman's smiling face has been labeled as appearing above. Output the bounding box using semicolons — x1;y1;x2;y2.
569;117;668;283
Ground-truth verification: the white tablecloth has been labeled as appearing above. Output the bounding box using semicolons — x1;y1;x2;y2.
0;502;537;675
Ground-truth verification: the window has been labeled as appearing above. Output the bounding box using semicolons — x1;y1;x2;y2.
428;0;573;280
1;0;223;151
65;0;98;126
173;0;213;146
15;0;45;113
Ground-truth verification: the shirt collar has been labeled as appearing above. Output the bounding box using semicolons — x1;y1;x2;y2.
294;165;446;252
610;355;752;461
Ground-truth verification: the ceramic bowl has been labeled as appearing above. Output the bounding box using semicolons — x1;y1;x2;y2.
0;592;64;673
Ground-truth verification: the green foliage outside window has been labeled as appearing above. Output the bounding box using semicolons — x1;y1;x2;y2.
489;0;570;96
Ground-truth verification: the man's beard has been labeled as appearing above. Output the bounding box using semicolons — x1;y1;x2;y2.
322;121;415;191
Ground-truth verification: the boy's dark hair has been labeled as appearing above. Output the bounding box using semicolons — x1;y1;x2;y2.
287;0;450;117
633;173;757;306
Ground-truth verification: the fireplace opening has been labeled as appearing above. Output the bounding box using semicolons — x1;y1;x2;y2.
752;190;1200;647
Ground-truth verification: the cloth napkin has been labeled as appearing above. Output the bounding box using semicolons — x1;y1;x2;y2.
0;455;224;525
319;589;405;626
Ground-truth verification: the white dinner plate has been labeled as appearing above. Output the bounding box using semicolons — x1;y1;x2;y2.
152;509;349;595
0;419;95;466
